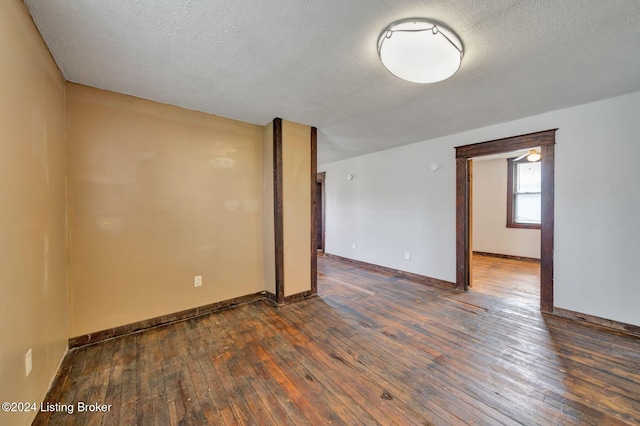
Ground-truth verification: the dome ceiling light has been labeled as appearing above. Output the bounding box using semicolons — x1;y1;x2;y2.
377;19;464;84
513;149;542;162
526;149;542;162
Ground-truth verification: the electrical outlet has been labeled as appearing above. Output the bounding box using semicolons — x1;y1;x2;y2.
194;275;202;287
352;243;356;250
25;349;32;376
404;251;410;260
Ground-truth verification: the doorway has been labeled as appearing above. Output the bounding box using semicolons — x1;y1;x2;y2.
455;130;556;312
316;172;326;253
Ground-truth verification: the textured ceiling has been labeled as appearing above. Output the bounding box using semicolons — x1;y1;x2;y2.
24;0;640;164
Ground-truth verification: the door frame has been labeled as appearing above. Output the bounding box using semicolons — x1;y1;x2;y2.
316;172;326;253
455;129;556;312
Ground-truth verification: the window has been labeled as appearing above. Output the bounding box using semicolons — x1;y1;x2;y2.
507;157;541;229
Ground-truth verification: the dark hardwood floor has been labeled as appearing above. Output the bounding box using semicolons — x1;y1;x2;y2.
34;256;640;425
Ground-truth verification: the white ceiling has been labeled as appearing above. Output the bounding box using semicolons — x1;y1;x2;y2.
24;1;640;164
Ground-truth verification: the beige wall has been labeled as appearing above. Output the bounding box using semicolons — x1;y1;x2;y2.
0;6;315;420
0;1;68;425
66;84;266;336
282;120;312;296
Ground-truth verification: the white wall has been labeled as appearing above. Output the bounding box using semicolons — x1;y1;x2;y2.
472;158;540;258
319;90;640;326
321;142;456;281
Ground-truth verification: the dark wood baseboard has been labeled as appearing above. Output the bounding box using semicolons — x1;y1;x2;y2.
473;251;540;263
263;291;278;305
548;307;640;339
69;292;267;348
285;290;316;304
324;253;456;289
69;287;319;348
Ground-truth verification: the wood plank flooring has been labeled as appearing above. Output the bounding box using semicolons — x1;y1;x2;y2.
471;253;540;306
34;256;640;425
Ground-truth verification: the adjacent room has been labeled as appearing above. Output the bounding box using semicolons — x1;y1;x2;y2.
470;148;542;302
2;1;640;424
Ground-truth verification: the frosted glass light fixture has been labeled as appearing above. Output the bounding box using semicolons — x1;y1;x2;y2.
378;19;464;84
527;150;541;162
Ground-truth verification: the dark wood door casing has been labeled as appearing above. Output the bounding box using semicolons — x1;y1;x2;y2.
316;172;326;253
455;129;556;312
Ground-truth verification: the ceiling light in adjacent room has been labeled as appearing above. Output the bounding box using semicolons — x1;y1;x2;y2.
527;150;541;162
513;148;542;162
377;19;464;84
